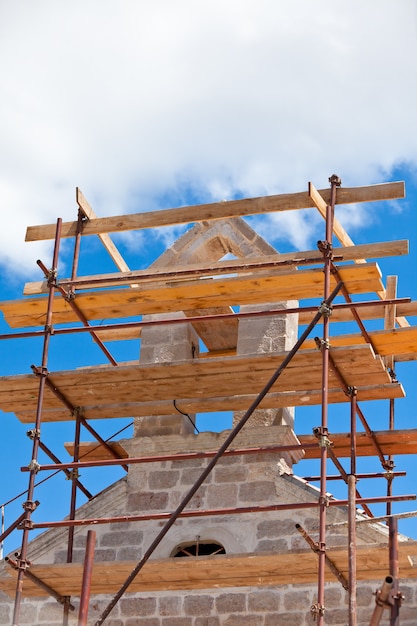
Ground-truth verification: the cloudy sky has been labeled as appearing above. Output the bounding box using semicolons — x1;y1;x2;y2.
1;2;417;549
1;1;417;277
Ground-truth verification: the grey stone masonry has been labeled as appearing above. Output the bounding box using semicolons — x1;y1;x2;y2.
233;301;299;432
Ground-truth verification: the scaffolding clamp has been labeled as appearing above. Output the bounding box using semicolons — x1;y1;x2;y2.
22;500;37;513
26;428;40;440
313;426;333;450
319;495;330;507
317;240;333;260
27;459;41;474
31;365;49;378
346;386;358;398
388;367;398;383
46;268;57;286
317;301;333;318
314;337;331;351
18;518;34;531
66;468;80;481
310;603;325;620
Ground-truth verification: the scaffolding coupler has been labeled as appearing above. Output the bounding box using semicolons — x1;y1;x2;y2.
31;364;49;378
65;468;81;482
313;426;333;450
27;459;41;474
26;428;40;441
317;301;333;318
310;603;326;620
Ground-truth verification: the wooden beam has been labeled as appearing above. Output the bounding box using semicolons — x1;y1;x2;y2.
25;181;405;242
2;264;385;329
76;188;130;272
23;240;409;296
76;188;138;288
64;427;417;462
1;543;417;597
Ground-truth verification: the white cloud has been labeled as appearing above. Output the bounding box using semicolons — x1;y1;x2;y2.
1;0;416;275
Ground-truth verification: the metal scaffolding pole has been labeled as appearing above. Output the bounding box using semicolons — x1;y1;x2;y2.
313;174;340;624
12;219;62;626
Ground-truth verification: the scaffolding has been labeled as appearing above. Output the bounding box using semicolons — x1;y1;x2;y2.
1;176;417;625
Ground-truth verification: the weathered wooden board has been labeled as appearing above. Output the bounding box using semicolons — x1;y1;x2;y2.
22;240;408;295
64;427;417;462
303;326;417;357
1;543;416;598
0;264;384;329
25;181;405;241
0;344;400;423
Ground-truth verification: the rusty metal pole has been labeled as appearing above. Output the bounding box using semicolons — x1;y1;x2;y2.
78;530;96;626
348;389;357;626
389;516;400;625
63;411;82;626
315;175;341;625
12;219;62;626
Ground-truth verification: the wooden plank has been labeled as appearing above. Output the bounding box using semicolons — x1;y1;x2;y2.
1;264;384;329
76;188;135;283
302;326;417;357
300;429;417;459
22;240;408;296
298;300;417;327
15;381;402;424
25;182;405;242
1;542;417;597
65;425;417;462
0;344;401;422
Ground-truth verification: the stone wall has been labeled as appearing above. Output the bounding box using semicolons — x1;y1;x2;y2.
2;440;416;625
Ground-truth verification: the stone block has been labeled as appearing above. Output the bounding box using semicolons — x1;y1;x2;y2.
215;593;247;613
100;530;143;547
207;483;238;508
161;618;192;626
120;596;157;617
195;618;221;626
183;594;214;616
265;613;305;626
238;480;276;503
158;595;182;616
283;589;312;611
127;491;169;511
214;465;248;483
223;616;263;625
148;469;180;489
256;538;288;552
247;589;280;612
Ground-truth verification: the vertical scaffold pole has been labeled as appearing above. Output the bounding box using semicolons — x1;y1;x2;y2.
12;219;62;626
63;411;82;625
78;530;96;626
348;388;357;626
316;174;341;625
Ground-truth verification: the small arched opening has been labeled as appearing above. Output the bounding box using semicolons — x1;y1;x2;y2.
171;538;226;558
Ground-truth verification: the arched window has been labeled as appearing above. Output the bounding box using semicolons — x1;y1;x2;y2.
171;538;225;558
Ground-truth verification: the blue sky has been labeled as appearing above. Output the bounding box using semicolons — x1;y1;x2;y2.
1;1;417;555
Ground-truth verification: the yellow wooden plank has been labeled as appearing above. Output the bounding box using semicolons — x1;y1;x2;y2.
1;542;416;598
22;240;408;296
0;344;401;422
25;182;405;242
1;264;384;329
65;426;417;462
